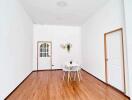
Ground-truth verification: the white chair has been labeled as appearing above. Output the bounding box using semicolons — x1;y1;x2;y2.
62;64;82;81
62;65;71;82
71;66;82;81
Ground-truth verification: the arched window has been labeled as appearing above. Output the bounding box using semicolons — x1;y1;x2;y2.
40;43;49;57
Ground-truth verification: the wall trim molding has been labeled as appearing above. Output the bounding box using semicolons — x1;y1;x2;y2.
5;69;62;99
5;71;33;100
81;68;130;100
5;69;130;100
33;69;62;72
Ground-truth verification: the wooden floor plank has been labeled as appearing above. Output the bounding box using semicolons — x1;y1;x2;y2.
6;70;129;100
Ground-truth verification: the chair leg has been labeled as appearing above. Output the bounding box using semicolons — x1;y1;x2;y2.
79;71;82;80
68;72;71;82
74;72;76;81
77;71;80;81
63;72;66;80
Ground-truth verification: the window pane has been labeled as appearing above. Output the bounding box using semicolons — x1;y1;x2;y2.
41;53;44;57
44;53;46;57
40;44;43;48
47;53;49;57
40;53;42;57
44;43;46;48
42;48;44;52
40;48;42;52
40;43;51;57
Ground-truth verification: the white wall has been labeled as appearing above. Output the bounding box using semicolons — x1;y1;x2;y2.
124;0;132;99
33;25;82;70
0;0;33;99
81;0;129;95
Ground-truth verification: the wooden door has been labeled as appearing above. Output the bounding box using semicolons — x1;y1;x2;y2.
104;28;126;93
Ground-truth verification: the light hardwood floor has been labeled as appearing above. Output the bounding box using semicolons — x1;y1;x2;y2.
6;70;129;100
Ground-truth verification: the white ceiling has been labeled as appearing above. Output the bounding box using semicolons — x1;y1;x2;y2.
20;0;109;26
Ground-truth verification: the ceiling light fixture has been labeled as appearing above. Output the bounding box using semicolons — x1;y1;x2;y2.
57;1;67;7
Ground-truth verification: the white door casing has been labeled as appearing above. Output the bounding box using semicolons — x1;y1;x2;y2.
37;41;52;70
105;28;125;93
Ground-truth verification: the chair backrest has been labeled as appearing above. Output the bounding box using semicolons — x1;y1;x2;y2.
62;61;82;71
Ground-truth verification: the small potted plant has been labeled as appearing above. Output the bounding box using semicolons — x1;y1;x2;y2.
60;43;72;53
70;61;72;64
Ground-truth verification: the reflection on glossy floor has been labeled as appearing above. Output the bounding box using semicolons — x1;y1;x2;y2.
6;70;129;100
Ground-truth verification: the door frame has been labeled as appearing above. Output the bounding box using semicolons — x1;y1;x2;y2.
37;41;52;71
104;28;126;93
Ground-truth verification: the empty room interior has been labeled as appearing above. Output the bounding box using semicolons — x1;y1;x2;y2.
1;0;132;100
